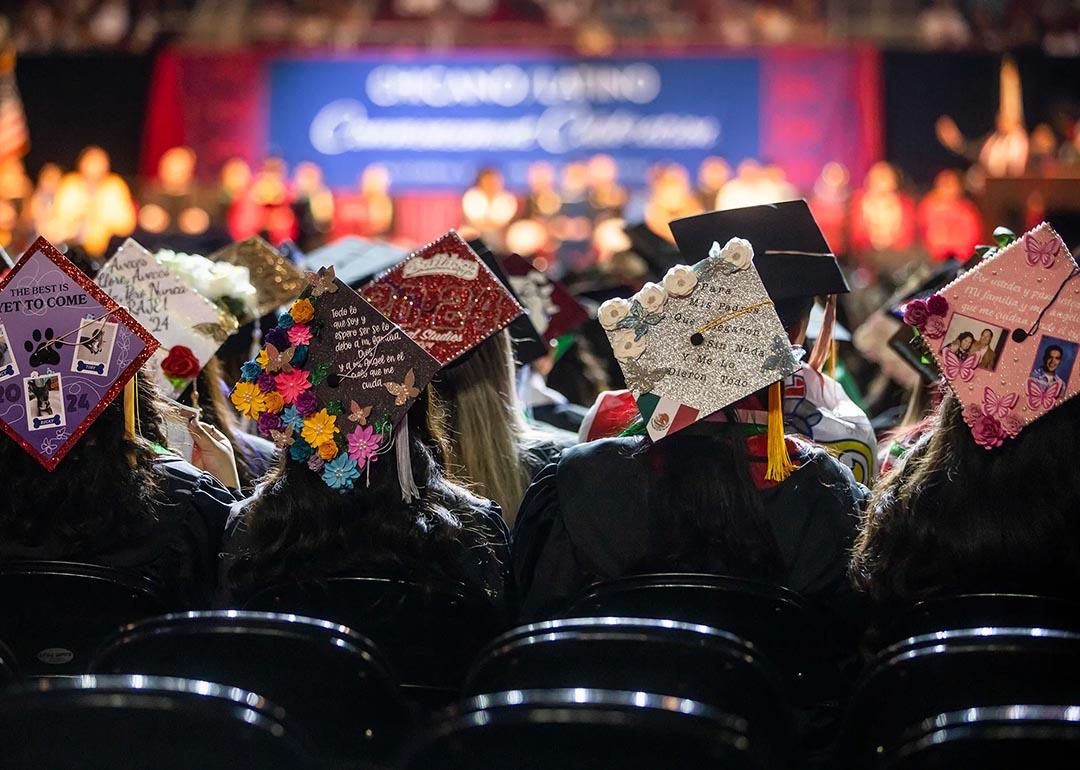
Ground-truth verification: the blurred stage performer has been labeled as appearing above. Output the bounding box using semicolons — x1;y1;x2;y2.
28;163;63;244
215;157;251;229
523;160;561;221
551;162;594;274
850;161;918;273
290;161;334;250
696;155;731;210
585;154;627;219
716;159;784;210
137;146;211;237
462;166;517;252
916;169;983;262
808;162;851;259
0;156;31;249
642;163;701;243
53;146;136;256
935;55;1029;181
227;156;296;244
332;163;394;239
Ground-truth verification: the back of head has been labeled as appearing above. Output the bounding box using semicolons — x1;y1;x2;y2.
854;391;1080;610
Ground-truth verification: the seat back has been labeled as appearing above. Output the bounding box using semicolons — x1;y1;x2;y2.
243;576;502;693
465;617;796;758
0;561;173;674
0;675;314;769
878;593;1080;650
403;689;773;770
881;705;1080;770
844;628;1080;766
90;611;409;760
566;572;846;701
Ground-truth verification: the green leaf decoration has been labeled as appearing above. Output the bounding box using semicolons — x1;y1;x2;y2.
374;415;393;435
334;432;348;452
325;400;343;416
993;226;1017;248
309;361;332;385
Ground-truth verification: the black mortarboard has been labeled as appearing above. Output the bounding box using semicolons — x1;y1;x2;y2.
623;222;683;279
669;200;849;302
468;238;547;366
304;236;408;289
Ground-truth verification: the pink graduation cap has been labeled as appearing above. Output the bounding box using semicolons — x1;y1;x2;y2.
902;222;1080;449
0;237;159;470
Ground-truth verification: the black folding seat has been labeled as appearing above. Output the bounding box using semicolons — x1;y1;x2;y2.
90;610;410;763
0;674;315;769
243;575;503;700
0;561;174;674
403;688;776;770
0;640;17;683
465;616;798;766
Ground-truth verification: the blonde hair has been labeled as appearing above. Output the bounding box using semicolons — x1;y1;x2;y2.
431;330;546;527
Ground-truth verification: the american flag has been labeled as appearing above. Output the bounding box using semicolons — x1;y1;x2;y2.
0;48;29;161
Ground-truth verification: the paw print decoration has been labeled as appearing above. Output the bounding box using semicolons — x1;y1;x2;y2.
0;237;159;471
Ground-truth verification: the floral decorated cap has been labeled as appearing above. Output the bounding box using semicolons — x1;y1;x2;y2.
230;265;440;492
901;222;1080;449
209;236;306;317
360;230;523;366
156;249;259;325
0;237;159;470
96;239;238;398
598;236;800;457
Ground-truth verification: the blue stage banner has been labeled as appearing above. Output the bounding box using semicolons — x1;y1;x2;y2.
268;56;760;191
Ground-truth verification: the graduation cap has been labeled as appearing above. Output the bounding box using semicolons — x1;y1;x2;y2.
209;236;305;317
303;236;408;289
501;253;589;343
598;236;801;480
901;222;1080;449
0;237;159;470
623;221;684;279
360;231;523;367
467;238;546;366
97;239;239;398
231;268;440;494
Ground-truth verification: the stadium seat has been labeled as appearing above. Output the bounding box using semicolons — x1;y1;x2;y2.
242;576;503;700
464;617;797;763
0;640;17;683
877;593;1080;650
842;627;1080;767
0;674;315;769
402;688;775;770
565;573;848;702
90;611;410;762
0;561;174;675
879;705;1080;769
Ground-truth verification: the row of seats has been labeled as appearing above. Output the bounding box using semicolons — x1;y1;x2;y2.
2;563;1079;767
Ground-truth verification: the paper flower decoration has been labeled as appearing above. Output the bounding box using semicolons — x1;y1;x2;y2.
161;345;200;379
317;440;339;461
663;265;698;297
301;409;339;447
289;439;314;461
281;405;305;432
287;324;313;346
295;391;319;417
611;329;648;361
257;412;283;437
322;454;361;490
633;282;668;314
275;368;312;404
347;424;381;466
263;391;284;414
598;298;631;331
240;360;263;382
290;298;315;324
231;381;268;419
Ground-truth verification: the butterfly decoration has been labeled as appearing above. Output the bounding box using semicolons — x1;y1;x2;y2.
942;348;978;382
264;343;296;374
1024;232;1060;269
306;266;339;297
348;400;372;425
192;320;236;345
621;358;668;395
982;386;1019;418
696;243;740;280
269;429;294;449
761;335;796;373
1026;378;1062;410
615;300;663;342
385;368;419;407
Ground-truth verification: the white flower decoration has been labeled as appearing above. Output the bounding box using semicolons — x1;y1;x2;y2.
633;282;668;314
720;237;754;270
610;328;648;361
662;265;698;297
156;249;258;316
598;297;632;331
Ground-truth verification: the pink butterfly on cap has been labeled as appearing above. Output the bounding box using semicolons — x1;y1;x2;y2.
1026;379;1062;410
942;348;978;382
1024;232;1060;269
982;386;1019;419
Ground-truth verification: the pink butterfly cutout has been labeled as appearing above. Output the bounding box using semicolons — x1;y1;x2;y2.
1024;233;1059;269
1026;378;1062;410
981;386;1018;418
942;348;978;382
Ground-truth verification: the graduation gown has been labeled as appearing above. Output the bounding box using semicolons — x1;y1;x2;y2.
512;435;868;625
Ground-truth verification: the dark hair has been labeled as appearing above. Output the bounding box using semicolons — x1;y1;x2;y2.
956;332;975;344
225;401;505;598
980;328;993;337
0;376;167;556
852;390;1080;613
775;296;815;336
624;412;787;583
1045;345;1064;366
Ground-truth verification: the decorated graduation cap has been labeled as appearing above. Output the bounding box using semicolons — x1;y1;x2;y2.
0;237;158;470
96;239;238;398
360;230;523;366
901;223;1080;449
598;236;801;480
467;238;546;366
209;236;306;317
303;236;409;289
231;266;440;494
501;253;589;344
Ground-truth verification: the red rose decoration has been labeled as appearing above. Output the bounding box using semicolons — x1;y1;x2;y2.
923;315;947;339
926;293;948;316
161;345;201;379
902;299;929;328
971;414;1005;450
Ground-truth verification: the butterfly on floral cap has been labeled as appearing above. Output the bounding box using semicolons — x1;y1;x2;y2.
903;222;1080;450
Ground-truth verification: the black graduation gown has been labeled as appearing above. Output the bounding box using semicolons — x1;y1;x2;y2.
512;436;868;625
0;457;236;607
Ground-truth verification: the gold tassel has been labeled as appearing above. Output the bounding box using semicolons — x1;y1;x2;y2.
828;339;838;379
765;380;794;483
123;374;137;440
